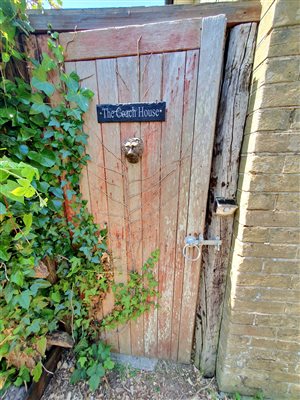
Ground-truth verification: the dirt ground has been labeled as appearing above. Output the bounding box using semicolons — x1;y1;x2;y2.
41;351;234;400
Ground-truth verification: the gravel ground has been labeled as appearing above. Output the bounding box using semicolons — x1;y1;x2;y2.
41;351;233;400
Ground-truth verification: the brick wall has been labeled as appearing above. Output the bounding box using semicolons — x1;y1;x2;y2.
216;0;300;398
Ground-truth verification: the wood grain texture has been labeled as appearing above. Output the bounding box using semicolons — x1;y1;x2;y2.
59;19;202;61
141;54;163;358
170;49;199;361
178;15;227;363
96;58;124;353
158;51;186;360
28;1;261;32
116;56;144;356
195;23;257;377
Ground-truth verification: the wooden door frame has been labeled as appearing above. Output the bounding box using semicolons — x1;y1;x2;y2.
27;1;261;33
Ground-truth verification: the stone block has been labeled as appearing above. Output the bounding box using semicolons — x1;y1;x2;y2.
239;154;286;174
238;210;299;227
256;314;300;329
253;26;300;69
263;259;300;274
242;132;300;154
233;299;285;314
231;325;276;341
238;173;300;193
251;338;300;352
252;56;300;85
275;192;300;210
284;303;300;315
233;254;263;272
283;155;300;174
236;287;299;303
268;227;300;244
236;272;292;288
234;223;269;242
248;82;300;113
237;189;275;210
245;107;298;134
273;0;300;28
277;328;300;342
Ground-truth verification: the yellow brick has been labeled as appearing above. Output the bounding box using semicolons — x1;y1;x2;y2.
251;337;300;352
231;325;276;341
275;192;300;210
273;0;300;27
234;224;269;243
233;299;286;314
236;272;292;288
288;384;300;398
268;228;300;244
235;241;298;259
248;82;300;112
253;25;300;69
277;328;300;342
263;259;300;274
245;107;298;134
238;210;299;227
252;56;300;86
283;155;300;174
238;172;300;193
233;255;263;272
256;314;300;329
242;132;300;154
284;302;300;315
236;287;299;302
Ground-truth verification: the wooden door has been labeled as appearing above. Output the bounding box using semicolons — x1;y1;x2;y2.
60;15;226;363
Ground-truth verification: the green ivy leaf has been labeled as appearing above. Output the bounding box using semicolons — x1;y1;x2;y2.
51;291;61;303
31;77;55;97
103;359;114;370
17;290;32;310
11;270;24;286
36;337;47;355
32;362;43;382
88;374;101;392
0;202;7;215
30;280;51;295
28;150;56;167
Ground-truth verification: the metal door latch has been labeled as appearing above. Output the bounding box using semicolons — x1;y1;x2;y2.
183;234;222;261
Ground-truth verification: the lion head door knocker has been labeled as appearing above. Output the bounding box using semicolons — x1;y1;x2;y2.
122;137;144;164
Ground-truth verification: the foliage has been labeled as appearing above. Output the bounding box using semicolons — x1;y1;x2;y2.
70;337;114;392
0;0;159;393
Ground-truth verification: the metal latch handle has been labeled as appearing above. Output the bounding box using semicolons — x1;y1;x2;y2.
182;234;222;262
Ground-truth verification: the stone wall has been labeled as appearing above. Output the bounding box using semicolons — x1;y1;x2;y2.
216;0;300;398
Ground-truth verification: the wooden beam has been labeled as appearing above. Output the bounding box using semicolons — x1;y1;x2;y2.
194;22;257;377
27;1;261;33
59;19;203;61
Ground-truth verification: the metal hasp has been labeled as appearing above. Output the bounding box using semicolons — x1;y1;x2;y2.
183;234;222;262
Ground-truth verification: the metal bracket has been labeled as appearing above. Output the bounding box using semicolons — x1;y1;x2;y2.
183;234;222;261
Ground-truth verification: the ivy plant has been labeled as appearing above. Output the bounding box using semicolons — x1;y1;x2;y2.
0;0;159;394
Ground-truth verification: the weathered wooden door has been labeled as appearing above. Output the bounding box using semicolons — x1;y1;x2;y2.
60;15;226;363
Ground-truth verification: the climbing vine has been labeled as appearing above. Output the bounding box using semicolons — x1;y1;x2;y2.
0;0;159;393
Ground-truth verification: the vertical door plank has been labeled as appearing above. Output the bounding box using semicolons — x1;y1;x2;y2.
116;56;141;355
64;61;92;230
158;52;186;359
170;49;200;361
96;58;125;353
75;60;108;330
178;15;226;363
76;60;108;224
140;53;163;358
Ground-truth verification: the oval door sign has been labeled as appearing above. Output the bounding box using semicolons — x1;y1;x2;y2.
97;102;166;123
